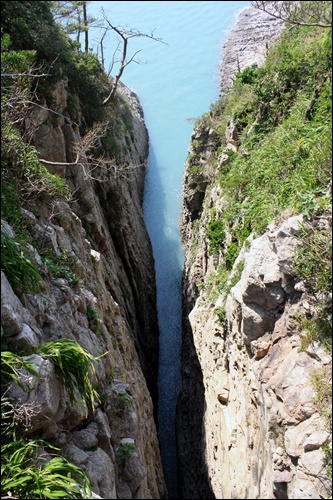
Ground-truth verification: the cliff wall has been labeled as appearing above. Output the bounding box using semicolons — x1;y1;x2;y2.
1;80;167;499
219;6;284;93
178;6;331;500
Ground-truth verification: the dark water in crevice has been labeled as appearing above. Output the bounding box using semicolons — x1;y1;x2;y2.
143;145;184;498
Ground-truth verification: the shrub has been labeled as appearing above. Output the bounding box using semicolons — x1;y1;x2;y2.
225;241;239;270
294;219;332;352
109;391;133;420
2;127;71;204
294;222;332;296
213;307;227;326
207;218;225;254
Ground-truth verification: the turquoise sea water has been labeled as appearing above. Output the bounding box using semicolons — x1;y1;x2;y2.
88;2;250;497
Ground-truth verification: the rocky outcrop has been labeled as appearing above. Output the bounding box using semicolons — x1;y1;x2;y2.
2;81;167;499
179;170;331;498
181;214;331;499
219;6;284;93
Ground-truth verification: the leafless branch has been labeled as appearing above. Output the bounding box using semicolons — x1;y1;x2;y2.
251;1;332;28
100;8;167;104
1;73;50;78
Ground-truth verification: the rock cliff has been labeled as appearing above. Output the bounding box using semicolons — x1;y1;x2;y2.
178;6;331;500
1;80;167;499
219;5;284;93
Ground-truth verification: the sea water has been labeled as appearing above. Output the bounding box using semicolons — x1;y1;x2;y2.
87;2;250;497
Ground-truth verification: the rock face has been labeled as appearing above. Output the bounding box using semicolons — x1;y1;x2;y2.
185;215;330;499
2;82;167;499
219;6;284;93
177;6;331;500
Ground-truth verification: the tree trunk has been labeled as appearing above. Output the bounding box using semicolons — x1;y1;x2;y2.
83;2;88;53
103;33;128;105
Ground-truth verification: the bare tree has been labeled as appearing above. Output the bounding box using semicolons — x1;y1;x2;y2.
37;121;112;181
251;1;332;28
100;9;167;105
38;120;144;182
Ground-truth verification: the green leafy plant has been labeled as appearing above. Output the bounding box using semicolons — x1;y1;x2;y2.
86;305;100;333
224;241;240;270
294;222;332;296
42;248;81;286
116;392;133;410
1;343;94;500
108;391;133;420
321;442;332;483
297;312;332;352
294;220;332;351
1;227;43;294
202;23;332;264
2;127;71;203
1;350;40;390
214;307;227;327
189;164;202;178
311;369;332;424
37;338;105;409
207;218;225;254
116;442;135;463
1;439;92;499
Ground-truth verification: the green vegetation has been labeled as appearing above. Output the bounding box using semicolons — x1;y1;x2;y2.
206;217;225;255
294;222;332;297
191;10;332;489
311;369;332;426
1;337;103;499
1;350;40;390
116;442;136;463
1;228;43;294
193;24;332;458
86;305;100;333
42;248;81;287
200;260;245;305
197;23;331;257
311;365;332;488
294;220;332;352
2;125;71;203
213;306;227;327
1;440;92;499
108;391;134;420
0;3;141;497
1;1;109;124
37;338;104;409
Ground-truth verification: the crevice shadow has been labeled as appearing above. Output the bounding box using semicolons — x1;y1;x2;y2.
175;286;215;500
